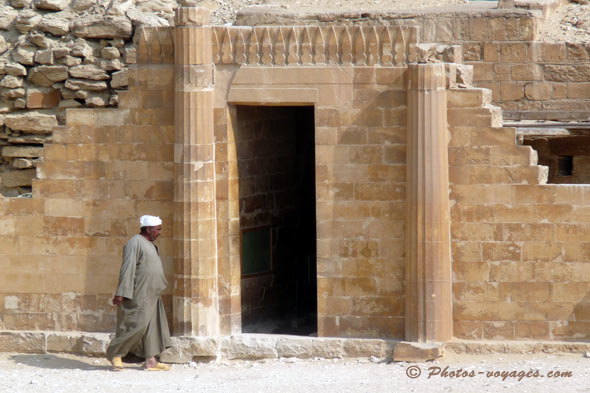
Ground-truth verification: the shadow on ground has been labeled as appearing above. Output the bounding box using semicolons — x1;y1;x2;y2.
8;354;142;371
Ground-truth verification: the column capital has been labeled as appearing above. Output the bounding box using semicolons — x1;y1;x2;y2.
407;63;446;91
175;6;211;27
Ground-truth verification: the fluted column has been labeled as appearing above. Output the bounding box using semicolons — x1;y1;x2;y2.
173;7;219;336
405;63;452;342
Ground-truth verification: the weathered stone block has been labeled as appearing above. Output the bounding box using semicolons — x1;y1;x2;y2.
567;83;590;99
39;15;69;36
220;335;278;360
72;15;133;39
28;65;68;86
0;6;18;30
532;42;566;63
15;9;41;32
544;65;590;82
500;82;524;101
5;63;26;76
65;78;108;91
110;69;128;89
34;0;69;11
12;43;36;65
471;62;493;82
0;331;45;353
483;321;514;340
5;112;57;133
511;64;542;81
447;88;491;108
501;43;527;62
26;88;61;109
2;146;43;158
0;75;22;88
393;342;443;362
101;46;120;60
34;49;54;65
1;169;36;187
68;64;109;80
525;82;552;100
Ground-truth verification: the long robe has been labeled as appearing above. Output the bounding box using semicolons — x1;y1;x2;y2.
106;234;171;360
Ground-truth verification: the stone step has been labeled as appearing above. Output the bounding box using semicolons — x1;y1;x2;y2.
1;331;589;362
448;106;502;128
447;88;492;109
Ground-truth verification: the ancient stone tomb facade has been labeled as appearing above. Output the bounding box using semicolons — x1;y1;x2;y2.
1;6;590;342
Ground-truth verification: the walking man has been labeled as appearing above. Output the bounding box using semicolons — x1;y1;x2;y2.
106;215;171;371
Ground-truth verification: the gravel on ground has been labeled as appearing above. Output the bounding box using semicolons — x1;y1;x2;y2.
0;351;589;393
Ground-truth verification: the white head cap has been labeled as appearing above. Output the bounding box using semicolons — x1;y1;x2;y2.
139;215;162;227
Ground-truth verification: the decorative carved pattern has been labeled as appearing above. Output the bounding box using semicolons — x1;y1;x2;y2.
212;25;418;66
136;26;175;64
134;25;419;66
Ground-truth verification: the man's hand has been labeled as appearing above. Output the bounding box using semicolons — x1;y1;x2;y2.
112;296;123;306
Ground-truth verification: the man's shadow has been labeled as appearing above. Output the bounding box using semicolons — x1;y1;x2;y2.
9;354;143;371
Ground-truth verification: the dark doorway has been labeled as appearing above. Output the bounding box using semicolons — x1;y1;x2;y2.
235;105;317;336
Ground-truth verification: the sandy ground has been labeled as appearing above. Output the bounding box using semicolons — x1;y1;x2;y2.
0;351;589;393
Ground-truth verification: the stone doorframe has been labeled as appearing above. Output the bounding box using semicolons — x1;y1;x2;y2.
171;6;452;341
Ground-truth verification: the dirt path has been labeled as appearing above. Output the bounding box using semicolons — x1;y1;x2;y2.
0;352;588;393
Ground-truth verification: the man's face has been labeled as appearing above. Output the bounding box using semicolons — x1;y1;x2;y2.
145;225;162;241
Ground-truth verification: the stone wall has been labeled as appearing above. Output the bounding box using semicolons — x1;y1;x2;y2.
2;8;590;342
448;88;590;340
235;4;590;121
0;50;175;331
0;0;143;196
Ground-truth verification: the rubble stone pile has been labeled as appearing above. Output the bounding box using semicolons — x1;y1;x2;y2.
0;0;184;196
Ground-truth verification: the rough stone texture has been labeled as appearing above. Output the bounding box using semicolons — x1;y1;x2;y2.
71;15;133;39
15;9;42;32
12;158;33;168
46;332;109;356
0;331;45;353
1;168;36;186
11;43;36;65
220;336;279;360
159;336;219;363
5;63;27;76
68;65;109;80
39;15;69;36
0;6;18;30
34;0;70;12
110;69;128;88
101;46;120;60
0;75;23;88
65;78;107;91
5;111;57;133
1;146;43;158
28;66;69;86
26;88;61;108
393;342;444;362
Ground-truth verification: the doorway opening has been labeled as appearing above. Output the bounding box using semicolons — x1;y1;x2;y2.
235;105;317;336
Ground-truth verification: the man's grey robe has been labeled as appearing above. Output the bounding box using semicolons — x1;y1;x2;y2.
106;234;171;360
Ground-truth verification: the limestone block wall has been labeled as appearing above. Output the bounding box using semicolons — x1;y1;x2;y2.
448;88;590;340
417;8;590;120
2;12;590;342
0;49;175;331
397;9;590;120
237;6;590;121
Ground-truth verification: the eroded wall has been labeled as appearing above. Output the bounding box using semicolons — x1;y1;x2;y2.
0;46;175;331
